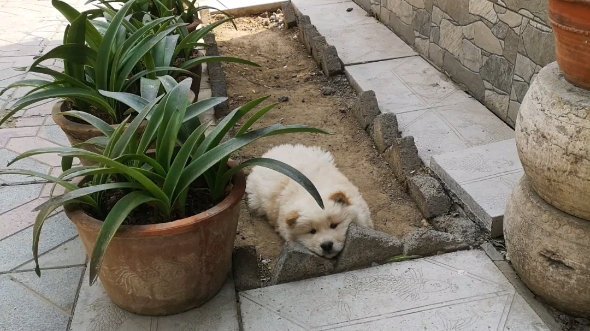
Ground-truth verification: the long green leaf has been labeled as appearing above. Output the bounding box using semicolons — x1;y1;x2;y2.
28;44;97;70
27;65;91;89
64;12;88;84
124;67;196;91
162;121;209;197
110;95;162;158
183;97;227;123
52;0;103;51
98;90;150;114
0;79;54;96
0;88;116;126
0;169;96;207
174;17;232;58
88;191;159;285
173;124;330;203
115;23;186;91
59;150;170;210
236;103;278;136
114;154;166;177
95;0;136;91
34;182;143;212
221;158;324;209
60;111;115;137
193;96;268;158
33;205;60;276
179;56;260;71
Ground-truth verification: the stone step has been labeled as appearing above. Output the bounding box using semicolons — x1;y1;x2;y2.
431;139;523;237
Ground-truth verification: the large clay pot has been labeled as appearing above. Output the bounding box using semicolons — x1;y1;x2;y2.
515;62;590;220
548;0;590;90
504;175;590;318
65;165;245;315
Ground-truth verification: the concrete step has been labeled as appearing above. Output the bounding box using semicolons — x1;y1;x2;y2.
431;139;523;237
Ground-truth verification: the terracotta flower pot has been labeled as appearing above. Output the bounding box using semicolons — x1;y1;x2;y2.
65;164;245;315
548;0;590;90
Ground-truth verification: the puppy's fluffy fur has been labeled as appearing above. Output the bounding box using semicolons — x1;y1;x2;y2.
246;144;373;258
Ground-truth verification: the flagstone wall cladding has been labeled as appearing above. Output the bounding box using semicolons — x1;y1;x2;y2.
353;0;555;127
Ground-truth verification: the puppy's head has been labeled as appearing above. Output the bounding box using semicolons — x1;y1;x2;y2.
285;191;358;258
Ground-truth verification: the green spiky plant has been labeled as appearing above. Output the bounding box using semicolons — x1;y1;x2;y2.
0;77;329;285
0;0;255;125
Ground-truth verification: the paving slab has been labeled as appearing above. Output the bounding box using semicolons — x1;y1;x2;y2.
345;58;514;165
292;0;416;65
239;250;551;331
0;266;83;331
431;139;523;237
70;271;240;331
0;211;78;272
17;236;86;272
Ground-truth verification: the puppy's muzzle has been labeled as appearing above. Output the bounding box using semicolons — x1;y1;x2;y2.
320;241;334;253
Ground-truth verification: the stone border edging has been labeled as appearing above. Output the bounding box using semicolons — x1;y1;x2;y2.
203;33;230;117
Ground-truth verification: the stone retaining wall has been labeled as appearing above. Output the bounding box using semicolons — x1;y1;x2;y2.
353;0;555;127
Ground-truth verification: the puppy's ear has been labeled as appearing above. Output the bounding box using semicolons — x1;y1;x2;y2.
285;211;299;227
329;191;351;206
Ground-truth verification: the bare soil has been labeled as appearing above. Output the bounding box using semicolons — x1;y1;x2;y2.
213;13;424;271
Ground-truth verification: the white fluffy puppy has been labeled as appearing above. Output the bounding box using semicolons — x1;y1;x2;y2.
246;144;373;258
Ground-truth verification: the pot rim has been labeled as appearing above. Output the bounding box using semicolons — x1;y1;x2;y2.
64;160;246;238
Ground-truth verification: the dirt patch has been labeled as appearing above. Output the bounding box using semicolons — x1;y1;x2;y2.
213;13;424;271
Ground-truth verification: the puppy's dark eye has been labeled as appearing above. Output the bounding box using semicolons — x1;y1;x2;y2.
310;229;316;234
330;224;338;229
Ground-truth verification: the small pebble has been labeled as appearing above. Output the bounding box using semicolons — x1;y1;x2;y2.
346;7;353;12
274;74;280;79
278;96;289;102
291;73;297;78
321;86;335;95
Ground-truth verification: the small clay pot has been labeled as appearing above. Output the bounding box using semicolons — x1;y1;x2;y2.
65;163;245;315
548;0;590;90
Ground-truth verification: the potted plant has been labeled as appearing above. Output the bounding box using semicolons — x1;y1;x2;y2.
0;0;254;150
548;0;590;89
0;77;328;315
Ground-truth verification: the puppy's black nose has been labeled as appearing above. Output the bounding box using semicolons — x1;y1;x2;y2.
321;241;333;252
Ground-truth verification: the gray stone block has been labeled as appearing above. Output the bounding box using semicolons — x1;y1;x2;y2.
407;175;451;219
335;224;403;272
302;24;320;54
211;80;229;117
271;242;335;285
430;213;483;245
311;35;328;65
383;136;423;182
403;228;467;256
371;113;399;153
352;90;380;131
281;2;297;29
320;45;343;76
232;246;260;292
